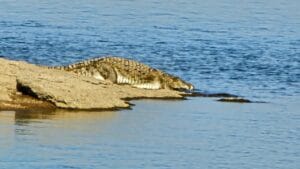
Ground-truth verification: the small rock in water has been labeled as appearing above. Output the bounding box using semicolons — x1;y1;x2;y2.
184;91;239;98
217;97;251;103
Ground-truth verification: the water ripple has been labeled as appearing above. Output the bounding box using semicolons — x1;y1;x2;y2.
0;0;299;99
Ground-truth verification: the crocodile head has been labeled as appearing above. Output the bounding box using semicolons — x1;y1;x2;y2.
167;76;194;91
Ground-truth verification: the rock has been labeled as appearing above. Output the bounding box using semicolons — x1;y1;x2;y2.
0;58;184;110
217;97;252;103
0;88;11;101
184;91;239;98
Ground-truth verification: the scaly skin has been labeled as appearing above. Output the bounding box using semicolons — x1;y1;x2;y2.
50;56;194;91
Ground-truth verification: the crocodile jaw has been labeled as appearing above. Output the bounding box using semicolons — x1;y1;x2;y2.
164;76;194;91
170;82;194;91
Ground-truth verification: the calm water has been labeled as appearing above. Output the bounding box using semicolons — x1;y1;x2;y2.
0;98;299;169
0;0;299;168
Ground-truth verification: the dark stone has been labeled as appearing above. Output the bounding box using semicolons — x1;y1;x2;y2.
217;97;252;103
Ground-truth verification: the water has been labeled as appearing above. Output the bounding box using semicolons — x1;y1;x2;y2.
0;98;299;169
0;0;299;168
0;0;299;99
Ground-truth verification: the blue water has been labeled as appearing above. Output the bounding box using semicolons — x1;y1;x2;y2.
0;0;299;99
0;0;299;168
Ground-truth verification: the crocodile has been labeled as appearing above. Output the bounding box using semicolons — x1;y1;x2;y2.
49;56;194;91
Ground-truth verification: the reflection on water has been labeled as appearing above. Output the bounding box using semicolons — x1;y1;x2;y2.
0;109;117;135
14;109;117;124
0;111;15;149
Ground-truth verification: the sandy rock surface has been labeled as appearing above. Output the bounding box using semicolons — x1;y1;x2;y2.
0;58;184;110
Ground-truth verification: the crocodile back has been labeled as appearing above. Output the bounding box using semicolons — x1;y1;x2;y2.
50;56;194;90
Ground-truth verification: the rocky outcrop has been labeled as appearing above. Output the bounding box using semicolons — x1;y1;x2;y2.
0;58;184;110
